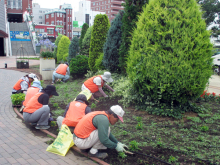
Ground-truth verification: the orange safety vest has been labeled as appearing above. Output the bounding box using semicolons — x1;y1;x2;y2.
23;87;40;107
23;92;43;113
13;79;31;90
84;75;104;93
56;64;68;75
62;101;87;127
74;111;109;139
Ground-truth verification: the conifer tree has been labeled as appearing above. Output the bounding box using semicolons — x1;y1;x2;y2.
119;0;148;72
57;36;70;63
103;11;124;72
81;26;93;56
68;37;79;62
79;23;89;53
89;14;110;71
53;34;63;62
127;0;213;112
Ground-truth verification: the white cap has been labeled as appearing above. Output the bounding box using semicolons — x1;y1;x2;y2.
28;73;36;79
101;72;113;83
110;105;124;122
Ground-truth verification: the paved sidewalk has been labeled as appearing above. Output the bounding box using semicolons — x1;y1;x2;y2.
0;69;97;165
206;75;220;95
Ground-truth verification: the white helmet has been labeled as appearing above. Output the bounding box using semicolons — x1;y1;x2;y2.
28;73;36;79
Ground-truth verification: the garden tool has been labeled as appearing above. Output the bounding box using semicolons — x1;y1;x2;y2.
94;98;99;102
20;105;25;112
124;150;134;155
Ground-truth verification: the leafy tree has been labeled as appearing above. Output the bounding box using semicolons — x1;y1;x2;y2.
57;36;70;63
81;26;93;56
79;23;89;54
95;53;105;70
53;34;63;62
103;11;124;72
197;0;220;26
119;0;148;72
127;0;213;117
89;14;110;71
68;37;79;62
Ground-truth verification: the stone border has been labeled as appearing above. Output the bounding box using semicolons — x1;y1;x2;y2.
13;107;110;165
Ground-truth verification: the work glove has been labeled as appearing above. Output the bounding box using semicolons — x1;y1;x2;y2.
104;95;109;98
116;142;128;152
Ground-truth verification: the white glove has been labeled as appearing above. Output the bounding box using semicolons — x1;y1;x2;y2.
116;142;128;152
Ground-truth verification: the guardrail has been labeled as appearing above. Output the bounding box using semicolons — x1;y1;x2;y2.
26;18;36;55
7;22;12;56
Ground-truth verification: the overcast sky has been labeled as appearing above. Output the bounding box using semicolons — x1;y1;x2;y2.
32;0;81;12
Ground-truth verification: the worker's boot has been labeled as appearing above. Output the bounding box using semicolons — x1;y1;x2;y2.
88;151;108;159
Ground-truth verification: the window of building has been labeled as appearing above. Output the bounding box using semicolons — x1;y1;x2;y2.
68;25;69;30
75;17;76;21
46;22;49;25
70;25;72;30
64;14;65;18
60;13;62;17
60;29;62;34
96;3;98;5
8;0;11;6
47;29;54;34
96;8;98;10
64;22;66;25
102;1;104;4
105;1;106;3
51;21;54;25
64;30;66;34
90;16;91;19
18;0;21;8
51;13;54;17
108;5;110;8
39;22;42;24
99;2;100;5
108;0;110;2
93;2;95;5
46;15;49;19
102;6;104;9
68;17;69;22
39;10;42;13
13;0;16;7
105;6;106;9
57;13;59;17
43;11;45;13
82;3;83;7
57;21;59;25
39;16;42;19
60;21;62;25
98;7;100;10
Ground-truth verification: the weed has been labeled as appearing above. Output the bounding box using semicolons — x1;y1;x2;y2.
157;138;163;147
47;134;55;140
136;122;143;130
118;152;127;159
91;103;96;109
168;156;178;163
50;121;57;127
53;103;59;108
200;125;209;132
136;116;142;122
122;131;128;136
129;140;140;151
65;93;69;98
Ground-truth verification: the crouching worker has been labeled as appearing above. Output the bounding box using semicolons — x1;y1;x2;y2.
12;73;36;94
57;94;91;130
73;105;127;159
20;79;43;112
52;62;70;84
23;85;59;130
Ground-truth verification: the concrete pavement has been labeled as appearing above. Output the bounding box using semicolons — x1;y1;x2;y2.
206;75;220;95
0;68;97;165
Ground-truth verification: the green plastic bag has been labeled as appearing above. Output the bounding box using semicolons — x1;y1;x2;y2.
46;124;74;156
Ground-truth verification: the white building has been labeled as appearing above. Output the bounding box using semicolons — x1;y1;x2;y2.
32;3;50;25
73;0;105;27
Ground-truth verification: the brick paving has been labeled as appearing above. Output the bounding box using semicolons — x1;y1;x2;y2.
0;69;97;165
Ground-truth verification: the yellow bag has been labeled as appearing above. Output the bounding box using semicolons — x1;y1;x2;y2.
73;89;92;101
46;124;74;156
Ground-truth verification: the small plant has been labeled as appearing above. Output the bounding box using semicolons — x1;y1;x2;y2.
168;156;178;163
122;131;128;136
136;116;142;122
129;140;140;151
40;51;54;59
91;103;96;109
50;121;57;127
65;93;69;98
136;122;143;130
118;152;127;159
157;138;163;147
200;125;209;132
53;103;59;108
11;93;25;106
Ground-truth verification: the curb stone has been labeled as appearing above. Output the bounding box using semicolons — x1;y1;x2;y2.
13;107;110;165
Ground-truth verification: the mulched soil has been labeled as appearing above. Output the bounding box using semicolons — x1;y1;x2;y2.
8;66;214;165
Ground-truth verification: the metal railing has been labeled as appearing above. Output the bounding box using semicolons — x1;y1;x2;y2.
25;18;36;55
7;22;12;56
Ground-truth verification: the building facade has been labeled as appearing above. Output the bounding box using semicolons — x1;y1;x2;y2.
45;4;73;40
32;3;50;25
88;0;124;22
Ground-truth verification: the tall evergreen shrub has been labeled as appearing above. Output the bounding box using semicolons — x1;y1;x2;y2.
53;34;63;62
68;37;79;62
89;14;110;71
119;0;148;72
81;26;93;56
103;11;124;72
57;36;70;63
79;23;89;54
127;0;213;113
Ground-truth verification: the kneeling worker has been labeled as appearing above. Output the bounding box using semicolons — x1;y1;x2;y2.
73;105;127;159
52;62;70;84
57;94;92;130
23;85;59;130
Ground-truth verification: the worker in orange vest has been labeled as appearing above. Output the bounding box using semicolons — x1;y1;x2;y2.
52;62;70;84
73;105;127;159
82;72;114;100
12;73;36;94
23;85;59;130
56;94;91;130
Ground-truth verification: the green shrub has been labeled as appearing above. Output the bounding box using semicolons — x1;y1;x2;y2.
69;55;89;77
95;53;105;70
103;11;124;72
126;0;213;117
53;35;63;62
81;26;93;56
63;53;68;62
40;51;54;58
68;37;79;62
57;36;70;63
89;14;110;71
79;23;89;54
11;93;25;106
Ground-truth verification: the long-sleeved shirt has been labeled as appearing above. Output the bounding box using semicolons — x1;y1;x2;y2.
55;65;70;76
